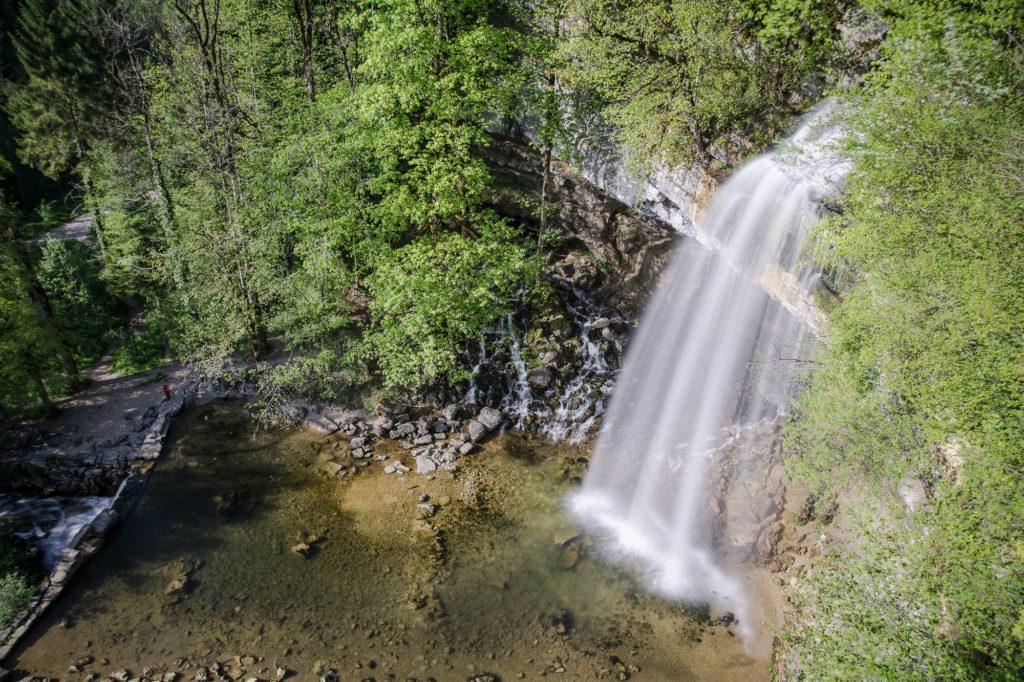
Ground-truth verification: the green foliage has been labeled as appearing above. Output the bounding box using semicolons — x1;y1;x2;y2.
785;2;1024;677
0;534;41;626
559;0;849;169
0;573;34;625
363;229;539;389
6;0;119;177
18;200;71;239
36;239;122;364
0;254;58;409
109;319;166;376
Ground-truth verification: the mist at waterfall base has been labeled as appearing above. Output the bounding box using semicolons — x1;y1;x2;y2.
570;102;848;644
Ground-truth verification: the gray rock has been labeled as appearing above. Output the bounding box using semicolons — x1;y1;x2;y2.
459;442;476;456
899;476;928;513
477;406;502;431
591;317;612;330
396;422;416;436
413;434;434;446
279;403;306;423
322;461;344;476
90;509;119;537
304;413;339;435
349;436;368;450
415;455;438;474
527;366;553;389
467;420;488;443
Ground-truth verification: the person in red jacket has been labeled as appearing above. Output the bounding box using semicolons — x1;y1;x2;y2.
162;384;172;401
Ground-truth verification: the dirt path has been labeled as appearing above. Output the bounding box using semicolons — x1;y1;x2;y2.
30;213;92;246
10;350;192;466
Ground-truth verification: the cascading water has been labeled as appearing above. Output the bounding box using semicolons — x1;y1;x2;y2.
539;277;622;444
500;316;534;429
570;102;848;641
0;495;112;569
463;282;624;444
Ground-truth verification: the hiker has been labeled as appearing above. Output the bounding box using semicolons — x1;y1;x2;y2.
162;384;171;401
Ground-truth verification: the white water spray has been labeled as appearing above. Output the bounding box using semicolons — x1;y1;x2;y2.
571;102;848;642
0;495;112;568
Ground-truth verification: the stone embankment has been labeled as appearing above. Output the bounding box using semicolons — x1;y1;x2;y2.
0;377;235;665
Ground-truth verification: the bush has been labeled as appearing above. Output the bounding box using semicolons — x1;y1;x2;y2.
0;535;42;625
0;572;36;625
109;319;167;375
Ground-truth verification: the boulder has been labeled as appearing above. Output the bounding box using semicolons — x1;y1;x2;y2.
527;366;553;389
467;420;488;443
415;455;438;474
279;403;306;423
349;437;368;450
477;407;502;431
458;442;476;456
304;414;339;435
898;476;928;512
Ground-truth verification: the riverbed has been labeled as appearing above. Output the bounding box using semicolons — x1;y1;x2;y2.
9;403;770;680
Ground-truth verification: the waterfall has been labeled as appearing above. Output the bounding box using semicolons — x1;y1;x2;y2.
500;316;534;429
570;102;847;640
464;282;624;444
539;277;622;444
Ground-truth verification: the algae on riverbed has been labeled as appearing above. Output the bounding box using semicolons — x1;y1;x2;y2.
10;403;770;680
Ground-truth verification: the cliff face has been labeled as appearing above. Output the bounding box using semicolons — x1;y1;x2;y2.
486;136;698;323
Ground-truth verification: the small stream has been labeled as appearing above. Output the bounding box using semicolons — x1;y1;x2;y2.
0;495;112;569
9;403;771;679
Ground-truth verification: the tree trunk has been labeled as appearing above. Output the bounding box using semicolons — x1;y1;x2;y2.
538;143;552;250
290;0;316;102
23;351;55;414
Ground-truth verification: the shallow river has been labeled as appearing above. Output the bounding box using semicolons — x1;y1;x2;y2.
10;403;770;680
